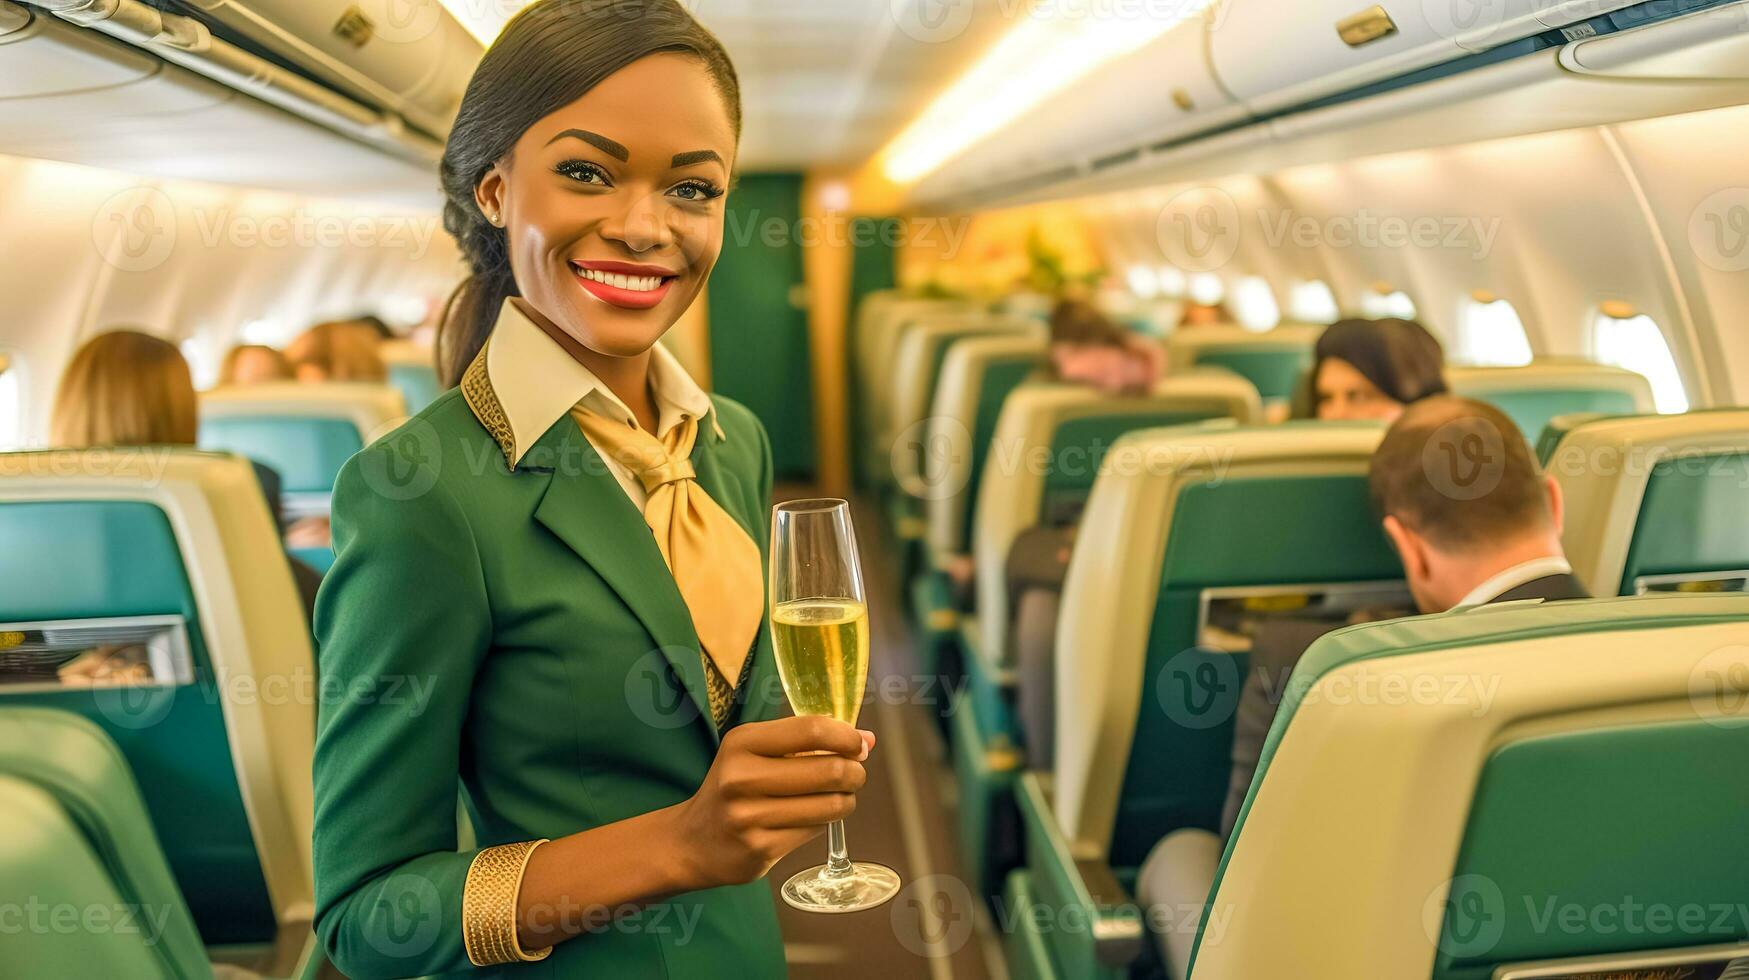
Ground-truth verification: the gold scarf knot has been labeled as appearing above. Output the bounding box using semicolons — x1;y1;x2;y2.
636;456;697;494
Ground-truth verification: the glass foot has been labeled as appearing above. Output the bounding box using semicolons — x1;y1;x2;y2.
779;861;902;913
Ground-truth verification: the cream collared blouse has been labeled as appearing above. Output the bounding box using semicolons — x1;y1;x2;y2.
484;298;725;506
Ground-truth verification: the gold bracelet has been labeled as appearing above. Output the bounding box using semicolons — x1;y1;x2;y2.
462;839;552;967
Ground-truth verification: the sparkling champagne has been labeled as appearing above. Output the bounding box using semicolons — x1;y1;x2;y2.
770;598;869;725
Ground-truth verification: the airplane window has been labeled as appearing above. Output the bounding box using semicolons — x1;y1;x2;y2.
1156;266;1188;298
1593;311;1689;413
238;317;284;346
0;352;19;450
1188;272;1225;306
1456;298;1533;367
179;337;220;392
1231;276;1282;332
1287;280;1340;324
1125;265;1161;299
1361;288;1417;319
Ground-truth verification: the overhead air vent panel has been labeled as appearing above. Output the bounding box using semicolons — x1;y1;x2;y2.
0;5;156;99
175;0;481;138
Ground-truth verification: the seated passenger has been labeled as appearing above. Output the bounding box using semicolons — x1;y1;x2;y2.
1304;317;1448;421
1218;396;1588;835
1177;301;1229;329
50;330;322;622
351;314;395;341
942;301;1165;597
1047;298;1167;396
285;319;387;383
219;343;292;386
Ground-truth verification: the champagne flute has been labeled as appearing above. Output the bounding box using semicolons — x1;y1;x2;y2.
768;498;901;913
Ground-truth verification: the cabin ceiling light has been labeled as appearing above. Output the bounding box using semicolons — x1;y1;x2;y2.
879;1;1210;184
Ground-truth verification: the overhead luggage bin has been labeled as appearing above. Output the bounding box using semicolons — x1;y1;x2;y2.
135;0;481;138
1206;0;1640;116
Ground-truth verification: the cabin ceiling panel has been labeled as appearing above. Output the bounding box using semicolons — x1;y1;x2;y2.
697;0;1016;170
0;153;460;445
1264;162;1429;332
1608;101;1749;405
1264;126;1696;393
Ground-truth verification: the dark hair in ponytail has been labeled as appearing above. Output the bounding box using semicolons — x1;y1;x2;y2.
436;0;741;385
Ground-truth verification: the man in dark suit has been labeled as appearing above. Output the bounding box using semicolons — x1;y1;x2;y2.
1219;396;1588;835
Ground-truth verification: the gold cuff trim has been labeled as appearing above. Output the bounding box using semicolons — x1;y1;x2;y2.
462;839;551;967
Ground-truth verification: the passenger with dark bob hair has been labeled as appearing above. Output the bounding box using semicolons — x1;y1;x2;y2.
1304;316;1448;421
311;3;869;975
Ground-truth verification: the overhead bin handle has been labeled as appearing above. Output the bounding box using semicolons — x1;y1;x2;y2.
0;0;29;36
1336;5;1399;48
1558;1;1749;78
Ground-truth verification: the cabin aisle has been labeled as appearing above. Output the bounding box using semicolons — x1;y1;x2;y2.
769;489;1001;980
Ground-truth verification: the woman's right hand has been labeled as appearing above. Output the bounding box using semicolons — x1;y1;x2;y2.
669;715;874;890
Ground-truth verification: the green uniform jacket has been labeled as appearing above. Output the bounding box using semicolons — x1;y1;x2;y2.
311;384;788;979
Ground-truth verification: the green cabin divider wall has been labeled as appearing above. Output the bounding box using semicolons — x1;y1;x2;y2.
707;173;816;479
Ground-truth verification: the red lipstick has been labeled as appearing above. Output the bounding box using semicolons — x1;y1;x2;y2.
571;260;678;310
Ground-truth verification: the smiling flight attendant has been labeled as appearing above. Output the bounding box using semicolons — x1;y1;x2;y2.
310;3;873;976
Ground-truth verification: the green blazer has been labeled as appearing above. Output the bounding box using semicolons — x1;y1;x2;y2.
311;381;788;979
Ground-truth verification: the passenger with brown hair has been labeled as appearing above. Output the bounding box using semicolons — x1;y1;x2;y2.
50;330;199;447
1046;298;1166;395
1368;396;1585;613
1214;396;1587;838
219;343;293;386
1177;300;1229;329
50;329;322;620
284;320;387;383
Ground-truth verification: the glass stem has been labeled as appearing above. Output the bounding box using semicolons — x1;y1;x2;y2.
822;819;852;878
